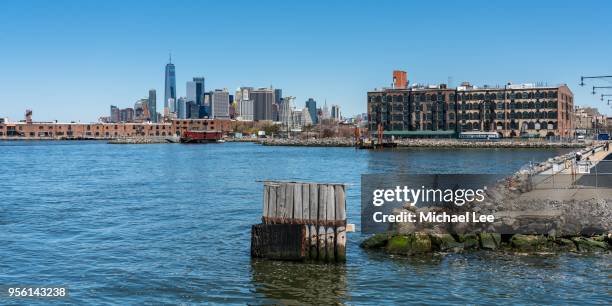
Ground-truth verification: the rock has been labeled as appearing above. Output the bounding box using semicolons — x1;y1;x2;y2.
479;233;500;250
385;236;410;254
457;233;479;249
360;233;391;249
571;237;608;252
262;138;587;149
393;220;417;235
510;234;551;252
261;137;355;147
430;233;463;252
385;233;432;255
552;237;577;252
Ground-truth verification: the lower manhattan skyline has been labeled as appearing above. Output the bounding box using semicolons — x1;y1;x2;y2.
1;0;612;122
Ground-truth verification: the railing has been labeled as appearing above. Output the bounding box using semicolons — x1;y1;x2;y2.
531;160;612;190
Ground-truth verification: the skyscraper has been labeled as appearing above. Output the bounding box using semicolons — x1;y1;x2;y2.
186;82;196;102
120;108;134;123
302;107;313;126
239;100;254;121
187;101;199;119
148;89;157;122
331;104;341;121
251;88;274;121
168;98;176;113
274;88;282;105
236;87;254;120
164;54;176;114
305;98;317;124
211;89;230;119
279;96;295;127
193;77;205;105
134;99;147;121
110;105;120;123
202;92;211;118
322;100;329;120
177;97;187;119
187;77;206;107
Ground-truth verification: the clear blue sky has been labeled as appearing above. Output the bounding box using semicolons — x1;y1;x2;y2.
0;0;611;122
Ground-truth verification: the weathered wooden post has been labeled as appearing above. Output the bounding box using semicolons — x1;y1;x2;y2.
251;181;347;262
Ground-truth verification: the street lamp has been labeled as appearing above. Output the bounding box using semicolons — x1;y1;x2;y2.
592;86;612;95
601;94;612;101
580;75;612;86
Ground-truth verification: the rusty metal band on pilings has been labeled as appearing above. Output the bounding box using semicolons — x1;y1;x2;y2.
261;216;346;227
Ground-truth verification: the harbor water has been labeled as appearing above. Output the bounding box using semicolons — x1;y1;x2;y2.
0;141;608;304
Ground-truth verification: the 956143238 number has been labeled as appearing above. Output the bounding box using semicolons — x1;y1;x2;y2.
5;286;68;298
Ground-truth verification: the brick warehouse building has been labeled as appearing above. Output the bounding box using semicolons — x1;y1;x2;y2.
367;80;574;138
0;119;232;140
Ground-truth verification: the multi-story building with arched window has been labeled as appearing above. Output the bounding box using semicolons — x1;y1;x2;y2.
367;81;573;139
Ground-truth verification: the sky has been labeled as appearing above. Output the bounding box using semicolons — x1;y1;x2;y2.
0;0;611;122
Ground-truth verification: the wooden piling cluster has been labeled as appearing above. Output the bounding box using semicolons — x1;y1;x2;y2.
251;181;347;262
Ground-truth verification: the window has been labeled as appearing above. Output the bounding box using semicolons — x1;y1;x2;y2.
528;122;535;129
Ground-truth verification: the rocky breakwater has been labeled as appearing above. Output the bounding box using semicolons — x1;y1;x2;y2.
224;137;259;143
361;143;611;255
395;139;587;148
108;136;179;144
261;137;356;147
260;137;588;148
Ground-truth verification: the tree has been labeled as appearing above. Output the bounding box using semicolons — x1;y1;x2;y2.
322;128;335;138
262;123;280;135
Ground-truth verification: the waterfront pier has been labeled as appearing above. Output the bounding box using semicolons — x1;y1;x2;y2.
251;181;347;262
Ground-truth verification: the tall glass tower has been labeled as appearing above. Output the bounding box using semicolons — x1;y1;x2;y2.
305;98;317;124
148;89;157;122
164;54;176;114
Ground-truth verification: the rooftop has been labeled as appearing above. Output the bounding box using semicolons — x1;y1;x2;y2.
371;82;568;93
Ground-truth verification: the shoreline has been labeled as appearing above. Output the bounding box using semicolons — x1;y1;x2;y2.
260;137;590;149
361;143;612;256
0;136;594;149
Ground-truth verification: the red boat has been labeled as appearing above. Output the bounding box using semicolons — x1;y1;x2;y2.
180;130;224;143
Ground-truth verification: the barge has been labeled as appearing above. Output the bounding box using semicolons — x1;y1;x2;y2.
180;130;224;143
